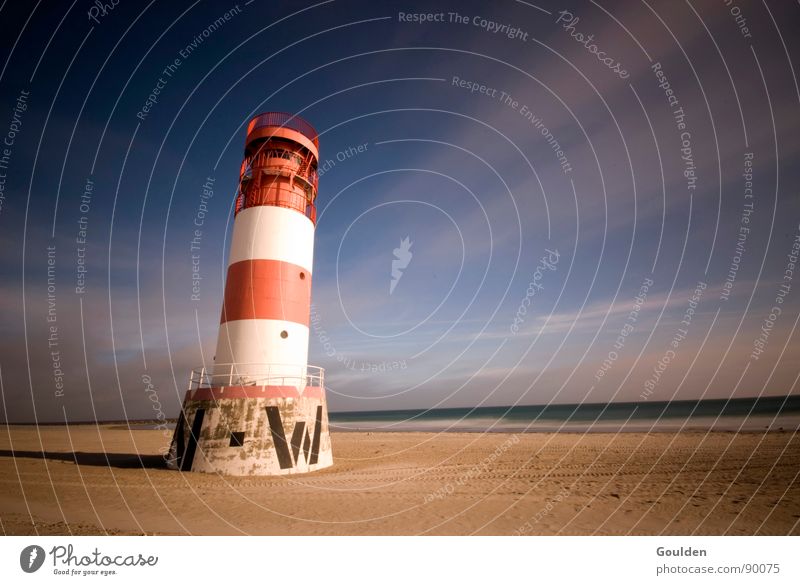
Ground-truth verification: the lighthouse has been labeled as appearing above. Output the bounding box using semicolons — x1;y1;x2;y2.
168;112;333;475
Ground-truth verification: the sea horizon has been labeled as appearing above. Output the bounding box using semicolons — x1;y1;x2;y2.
329;395;800;433
7;395;799;434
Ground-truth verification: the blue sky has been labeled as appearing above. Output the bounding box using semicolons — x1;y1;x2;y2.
0;0;798;422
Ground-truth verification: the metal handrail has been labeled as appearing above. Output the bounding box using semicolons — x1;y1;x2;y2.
234;148;318;219
246;112;319;149
188;362;324;391
240;149;319;190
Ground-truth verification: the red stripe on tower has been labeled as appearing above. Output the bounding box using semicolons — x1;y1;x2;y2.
220;259;312;325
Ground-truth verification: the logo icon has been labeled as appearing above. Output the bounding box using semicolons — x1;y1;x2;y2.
20;545;45;573
390;236;413;294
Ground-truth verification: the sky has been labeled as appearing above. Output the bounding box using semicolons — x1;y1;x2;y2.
0;0;798;423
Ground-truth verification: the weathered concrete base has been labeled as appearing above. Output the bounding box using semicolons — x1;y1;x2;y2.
167;386;333;476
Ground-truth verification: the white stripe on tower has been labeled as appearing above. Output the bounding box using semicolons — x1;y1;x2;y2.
215;320;310;369
227;205;314;271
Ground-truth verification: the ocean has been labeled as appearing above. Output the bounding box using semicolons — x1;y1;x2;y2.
328;395;800;433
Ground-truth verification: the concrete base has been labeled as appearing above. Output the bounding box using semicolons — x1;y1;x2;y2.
167;386;333;476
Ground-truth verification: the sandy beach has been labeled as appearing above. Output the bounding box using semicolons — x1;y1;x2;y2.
0;424;798;535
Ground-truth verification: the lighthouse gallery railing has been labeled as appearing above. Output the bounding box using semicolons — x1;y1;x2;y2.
188;363;324;390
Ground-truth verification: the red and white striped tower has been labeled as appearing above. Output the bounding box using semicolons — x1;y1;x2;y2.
168;112;333;476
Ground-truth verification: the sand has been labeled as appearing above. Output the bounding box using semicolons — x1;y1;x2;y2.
0;424;798;535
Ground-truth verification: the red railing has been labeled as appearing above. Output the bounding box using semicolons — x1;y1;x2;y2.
246;112;319;149
240;150;318;191
234;184;316;223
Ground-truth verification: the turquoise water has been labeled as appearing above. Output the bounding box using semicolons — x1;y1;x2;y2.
329;395;800;433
